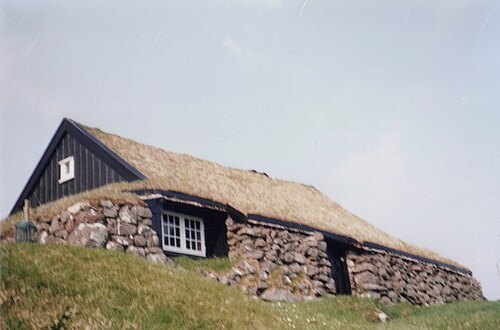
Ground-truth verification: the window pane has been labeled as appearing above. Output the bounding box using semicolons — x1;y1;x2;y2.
163;213;204;255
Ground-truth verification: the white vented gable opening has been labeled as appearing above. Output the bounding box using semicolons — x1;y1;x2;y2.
58;156;75;184
161;211;206;257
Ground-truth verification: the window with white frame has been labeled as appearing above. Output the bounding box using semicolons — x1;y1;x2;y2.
58;156;75;184
161;211;206;257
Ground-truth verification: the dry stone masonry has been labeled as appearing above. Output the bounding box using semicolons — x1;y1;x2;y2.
202;217;336;302
33;200;172;265
19;200;485;305
347;251;484;305
203;217;484;304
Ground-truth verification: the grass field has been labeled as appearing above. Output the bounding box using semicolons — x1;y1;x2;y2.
1;243;498;329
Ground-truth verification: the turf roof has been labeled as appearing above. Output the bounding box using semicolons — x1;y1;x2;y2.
79;122;463;268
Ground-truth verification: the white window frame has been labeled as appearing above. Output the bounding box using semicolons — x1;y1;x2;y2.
58;156;75;184
161;211;206;257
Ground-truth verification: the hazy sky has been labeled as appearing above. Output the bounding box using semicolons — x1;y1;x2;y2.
1;1;499;299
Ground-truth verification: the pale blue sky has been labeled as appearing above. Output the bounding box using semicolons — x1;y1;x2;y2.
1;0;499;299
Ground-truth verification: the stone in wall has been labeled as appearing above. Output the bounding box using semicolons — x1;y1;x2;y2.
347;251;484;306
33;200;173;266
204;216;336;301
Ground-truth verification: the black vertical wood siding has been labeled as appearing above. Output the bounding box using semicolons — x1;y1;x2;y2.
27;132;125;208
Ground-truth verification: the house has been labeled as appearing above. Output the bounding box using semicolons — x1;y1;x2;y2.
9;118;484;304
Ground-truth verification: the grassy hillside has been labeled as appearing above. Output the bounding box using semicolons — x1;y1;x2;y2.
1;244;498;329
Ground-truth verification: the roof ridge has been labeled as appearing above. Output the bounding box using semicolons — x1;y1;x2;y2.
80;121;319;189
72;120;464;269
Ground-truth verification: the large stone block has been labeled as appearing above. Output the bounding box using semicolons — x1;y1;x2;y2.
136;206;152;218
354;262;377;274
126;246;146;257
49;218;61;234
67;202;91;214
147;253;171;265
119;206;138;224
260;288;296;302
119;223;137;236
103;207;118;218
354;271;378;285
67;223;108;248
106;241;125;252
99;200;114;208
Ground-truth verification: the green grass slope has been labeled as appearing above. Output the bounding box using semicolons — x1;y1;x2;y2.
1;244;499;329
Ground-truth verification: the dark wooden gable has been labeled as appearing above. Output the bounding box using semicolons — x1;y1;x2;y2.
10;118;145;214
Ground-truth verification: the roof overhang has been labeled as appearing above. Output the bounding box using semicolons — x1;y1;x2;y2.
133;189;472;275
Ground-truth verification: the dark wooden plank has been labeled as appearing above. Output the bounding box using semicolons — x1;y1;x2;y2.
29;193;36;210
70;134;76;195
100;160;106;185
34;184;40;207
47;156;52;202
84;148;89;191
41;168;47;204
55;141;61;199
45;168;49;204
80;138;84;191
74;137;80;193
92;152;99;190
62;135;67;197
88;151;93;190
105;163;111;184
97;157;102;186
50;155;54;202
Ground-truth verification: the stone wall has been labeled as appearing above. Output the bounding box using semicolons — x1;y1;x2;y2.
204;217;336;301
33;200;172;265
26;201;485;305
347;251;484;305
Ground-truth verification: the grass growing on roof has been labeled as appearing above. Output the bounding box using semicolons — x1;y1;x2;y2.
82;123;463;268
1;121;470;268
0;174;465;270
0;181;141;239
1;243;499;329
